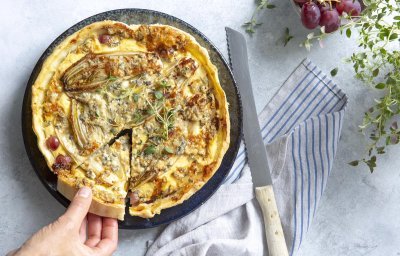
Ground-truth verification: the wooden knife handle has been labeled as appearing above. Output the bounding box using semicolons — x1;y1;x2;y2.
255;185;289;256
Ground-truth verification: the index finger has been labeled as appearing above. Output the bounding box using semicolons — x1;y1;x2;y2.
94;218;118;255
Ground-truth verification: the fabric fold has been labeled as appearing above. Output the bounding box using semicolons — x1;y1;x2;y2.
146;58;348;256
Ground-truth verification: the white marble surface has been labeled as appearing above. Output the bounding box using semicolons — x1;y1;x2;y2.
1;0;399;255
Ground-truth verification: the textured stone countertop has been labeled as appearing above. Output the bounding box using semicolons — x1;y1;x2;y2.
1;0;399;255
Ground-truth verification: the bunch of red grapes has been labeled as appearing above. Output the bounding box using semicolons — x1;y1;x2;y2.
294;0;362;33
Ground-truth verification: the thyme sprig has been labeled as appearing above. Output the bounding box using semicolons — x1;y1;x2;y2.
144;96;175;140
301;1;400;172
343;1;399;172
245;0;400;172
243;0;276;35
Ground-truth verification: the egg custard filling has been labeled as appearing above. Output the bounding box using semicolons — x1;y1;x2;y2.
32;21;230;220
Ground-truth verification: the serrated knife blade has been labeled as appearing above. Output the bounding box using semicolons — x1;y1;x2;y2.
226;27;288;256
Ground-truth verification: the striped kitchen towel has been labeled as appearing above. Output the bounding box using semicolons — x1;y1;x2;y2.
146;58;348;256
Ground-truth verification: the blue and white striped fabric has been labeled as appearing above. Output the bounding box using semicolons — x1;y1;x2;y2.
146;59;348;256
223;58;348;254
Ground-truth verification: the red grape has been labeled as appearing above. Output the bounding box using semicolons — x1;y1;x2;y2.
301;2;321;29
336;0;347;14
336;0;361;16
52;154;72;172
318;2;331;13
319;9;340;33
98;34;111;44
46;136;60;151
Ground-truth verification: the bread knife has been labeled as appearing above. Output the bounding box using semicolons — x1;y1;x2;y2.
226;27;288;256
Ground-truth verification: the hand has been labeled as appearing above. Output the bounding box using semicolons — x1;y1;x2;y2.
8;187;118;256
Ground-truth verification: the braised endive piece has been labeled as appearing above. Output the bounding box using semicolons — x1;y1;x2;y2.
62;52;163;92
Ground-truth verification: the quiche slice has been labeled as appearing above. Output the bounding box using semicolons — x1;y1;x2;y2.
32;20;230;220
57;134;130;220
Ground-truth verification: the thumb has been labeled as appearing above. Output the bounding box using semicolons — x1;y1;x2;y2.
61;187;92;229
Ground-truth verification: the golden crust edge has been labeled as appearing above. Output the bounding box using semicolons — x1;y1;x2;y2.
57;175;125;220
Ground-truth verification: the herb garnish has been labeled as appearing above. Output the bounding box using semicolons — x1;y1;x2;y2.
330;67;338;77
243;0;276;35
283;27;294;47
160;79;169;88
302;1;400;172
144;145;156;155
344;1;399;172
164;146;174;154
144;97;175;140
154;91;164;100
246;0;399;172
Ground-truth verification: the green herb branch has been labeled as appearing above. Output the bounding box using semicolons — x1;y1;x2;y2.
343;0;399;172
243;0;276;35
301;1;400;172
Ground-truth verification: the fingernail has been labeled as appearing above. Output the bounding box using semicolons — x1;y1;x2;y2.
77;187;91;198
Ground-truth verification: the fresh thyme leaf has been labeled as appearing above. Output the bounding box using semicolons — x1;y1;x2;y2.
348;160;359;166
164;146;174;154
330;67;338;77
144;145;156;155
108;75;118;81
160;80;169;88
146;108;154;115
283;27;294;47
154;91;163;99
132;112;143;123
133;94;139;102
346;28;352;38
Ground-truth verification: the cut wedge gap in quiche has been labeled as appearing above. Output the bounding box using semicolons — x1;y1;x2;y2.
32;20;230;220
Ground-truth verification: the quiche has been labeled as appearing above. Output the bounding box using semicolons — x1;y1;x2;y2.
32;20;230;220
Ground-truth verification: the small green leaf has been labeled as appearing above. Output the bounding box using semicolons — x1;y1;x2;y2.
375;83;385;89
108;75;118;81
330;67;338;77
133;94;140;102
389;33;398;40
144;145;156;155
283;27;294;47
164;146;174;154
348;160;359;166
266;4;275;9
372;68;379;77
154;91;163;99
160;80;169;88
346;28;352;38
377;147;385;154
387;77;396;85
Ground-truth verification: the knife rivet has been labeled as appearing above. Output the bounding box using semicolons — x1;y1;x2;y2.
275;231;279;235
